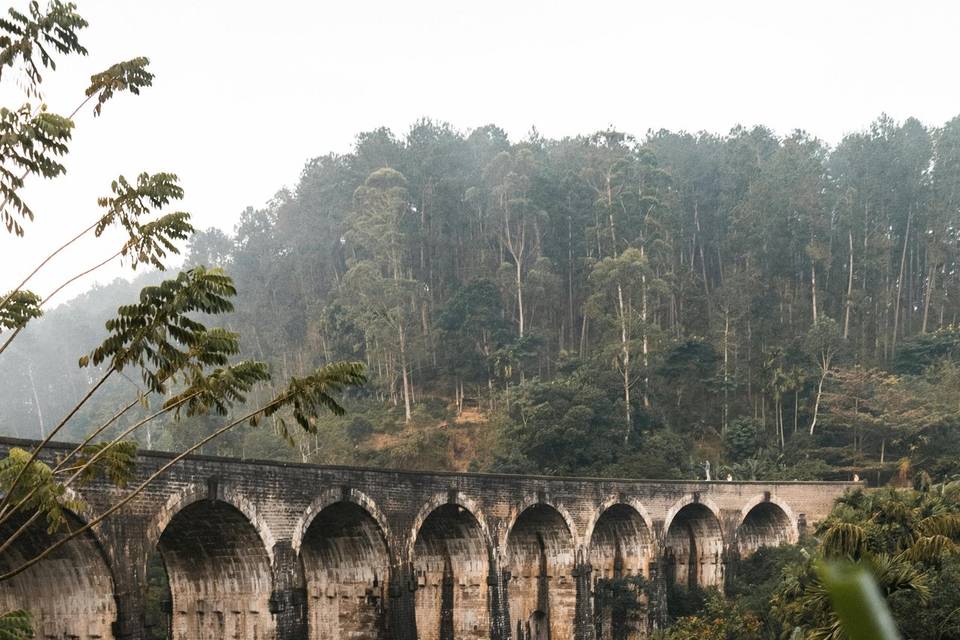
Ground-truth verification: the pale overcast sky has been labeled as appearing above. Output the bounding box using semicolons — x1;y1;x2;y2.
3;0;959;302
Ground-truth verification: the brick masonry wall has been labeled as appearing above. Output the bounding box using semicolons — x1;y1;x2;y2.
0;437;859;640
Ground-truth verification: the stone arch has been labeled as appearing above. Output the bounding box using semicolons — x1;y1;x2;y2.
146;482;276;561
411;496;493;640
0;505;118;639
505;502;577;640
293;487;392;556
588;501;654;640
406;491;493;562
661;494;722;540
150;485;276;640
501;493;580;552
583;496;654;551
662;496;724;591
296;489;392;640
736;495;798;557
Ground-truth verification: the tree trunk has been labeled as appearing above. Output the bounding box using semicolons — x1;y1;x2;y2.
579;313;588;358
617;282;632;443
892;208;912;356
398;321;412;423
27;363;44;439
641;249;650;408
809;369;826;436
922;261;936;333
516;260;525;338
844;230;854;339
811;263;819;324
794;390;799;435
778;397;785;450
694;202;711;316
568;216;575;352
722;312;729;435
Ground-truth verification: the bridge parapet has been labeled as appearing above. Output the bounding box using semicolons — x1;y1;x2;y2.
0;437;859;640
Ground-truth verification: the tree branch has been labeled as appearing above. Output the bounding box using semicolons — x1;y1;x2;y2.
0;394;287;583
0;368;114;519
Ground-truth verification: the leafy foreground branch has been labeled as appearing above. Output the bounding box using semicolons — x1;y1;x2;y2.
0;263;365;634
0;360;365;583
0;3;366;635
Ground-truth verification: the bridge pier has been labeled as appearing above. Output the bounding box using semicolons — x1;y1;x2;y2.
270;541;308;640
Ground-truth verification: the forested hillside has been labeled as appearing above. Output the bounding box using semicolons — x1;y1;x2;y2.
6;115;960;481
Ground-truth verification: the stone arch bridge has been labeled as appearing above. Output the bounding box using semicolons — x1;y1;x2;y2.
0;438;857;640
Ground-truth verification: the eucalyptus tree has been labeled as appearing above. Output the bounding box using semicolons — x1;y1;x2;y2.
340;260;421;423
485;147;545;338
924;117;960;334
580;131;641;435
806;317;843;436
341;167;422;421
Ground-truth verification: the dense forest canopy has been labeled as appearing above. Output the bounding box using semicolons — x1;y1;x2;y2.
5;114;960;481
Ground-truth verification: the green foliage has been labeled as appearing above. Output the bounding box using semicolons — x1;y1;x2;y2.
894;326;960;375
81;267;237;392
805;318;842;360
493;374;624;475
724;418;761;463
0;609;32;640
769;486;960;639
256;361;367;437
0;0;87;90
0;448;83;532
0;290;40;329
437;278;509;382
85;57;153;116
726;543;812;636
594;575;648;639
654;339;720;433
365;428;449;471
163;358;270;419
660;590;763;640
821;522;867;559
345;416;374;443
894;555;960;639
73;440;137;487
0;104;72;235
818;561;901;640
96;172;192;269
11;112;960;487
142;553;169;640
666;583;709;619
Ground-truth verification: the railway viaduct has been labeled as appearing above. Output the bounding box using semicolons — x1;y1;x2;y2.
0;437;858;640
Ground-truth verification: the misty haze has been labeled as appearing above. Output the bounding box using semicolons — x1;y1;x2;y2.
1;2;959;639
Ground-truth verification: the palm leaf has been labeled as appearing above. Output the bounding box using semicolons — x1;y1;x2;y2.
916;513;960;539
899;534;957;564
821;522;867;559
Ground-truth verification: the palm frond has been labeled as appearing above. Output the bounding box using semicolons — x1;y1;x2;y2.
916;513;960;539
821;522;867;559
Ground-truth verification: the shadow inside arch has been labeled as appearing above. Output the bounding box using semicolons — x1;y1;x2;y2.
150;495;276;640
505;503;577;640
0;508;118;639
300;499;392;640
412;501;493;640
